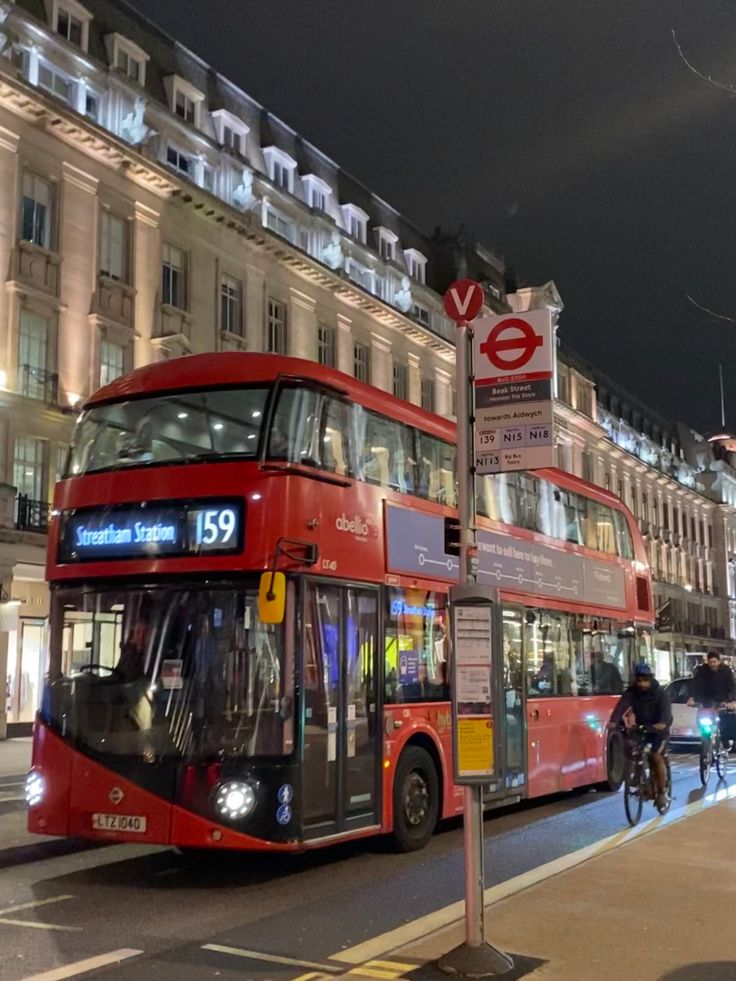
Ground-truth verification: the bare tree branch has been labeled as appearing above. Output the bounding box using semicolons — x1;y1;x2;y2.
686;293;736;324
671;28;736;97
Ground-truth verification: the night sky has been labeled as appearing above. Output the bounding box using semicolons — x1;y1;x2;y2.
127;0;736;434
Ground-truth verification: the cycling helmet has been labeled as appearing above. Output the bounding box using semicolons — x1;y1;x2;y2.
633;662;653;677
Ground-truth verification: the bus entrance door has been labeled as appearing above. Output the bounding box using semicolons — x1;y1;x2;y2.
301;582;380;840
498;604;527;795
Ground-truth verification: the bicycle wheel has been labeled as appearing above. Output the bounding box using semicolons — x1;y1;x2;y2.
716;737;729;780
699;739;712;786
624;762;643;826
656;758;672;815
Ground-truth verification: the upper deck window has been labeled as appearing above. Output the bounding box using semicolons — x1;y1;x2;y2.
67;387;268;476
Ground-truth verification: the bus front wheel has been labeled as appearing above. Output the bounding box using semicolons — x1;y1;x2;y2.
392;746;440;852
599;729;625;792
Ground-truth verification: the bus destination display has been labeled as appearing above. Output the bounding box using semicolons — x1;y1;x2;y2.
58;500;243;562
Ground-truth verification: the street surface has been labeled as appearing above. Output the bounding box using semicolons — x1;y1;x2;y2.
0;750;715;981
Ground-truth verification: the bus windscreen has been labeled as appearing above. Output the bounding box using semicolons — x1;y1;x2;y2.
67;386;269;476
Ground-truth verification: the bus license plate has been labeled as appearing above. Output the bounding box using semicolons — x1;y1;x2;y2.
92;813;147;833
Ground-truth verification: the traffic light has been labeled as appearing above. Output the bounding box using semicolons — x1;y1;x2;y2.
444;517;461;556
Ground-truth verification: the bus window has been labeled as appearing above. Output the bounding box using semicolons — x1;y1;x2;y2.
537;480;567;540
321;398;350;476
385;589;448;704
267;386;322;465
577;618;626;694
358;411;415;493
416;433;457;507
613;509;634;559
593;502;617;554
517;473;539;533
68;387;269;475
481;473;518;524
525;609;576;697
48;583;290;761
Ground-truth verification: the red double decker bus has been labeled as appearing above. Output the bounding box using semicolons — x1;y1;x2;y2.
27;353;653;853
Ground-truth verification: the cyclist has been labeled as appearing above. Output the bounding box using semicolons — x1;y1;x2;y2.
687;651;736;748
608;663;672;806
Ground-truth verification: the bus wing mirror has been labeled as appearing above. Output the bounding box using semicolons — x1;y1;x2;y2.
258;572;286;624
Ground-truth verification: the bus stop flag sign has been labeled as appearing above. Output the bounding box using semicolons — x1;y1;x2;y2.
473;309;555;475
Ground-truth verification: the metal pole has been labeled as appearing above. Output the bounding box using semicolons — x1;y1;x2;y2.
720;363;726;430
456;320;484;948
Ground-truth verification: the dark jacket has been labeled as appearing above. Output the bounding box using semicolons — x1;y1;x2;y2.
692;664;736;706
610;679;672;728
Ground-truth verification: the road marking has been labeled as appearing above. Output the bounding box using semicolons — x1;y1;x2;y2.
331;782;736;966
348;962;417;980
0;896;74;917
202;944;343;973
0;918;81;932
17;949;142;981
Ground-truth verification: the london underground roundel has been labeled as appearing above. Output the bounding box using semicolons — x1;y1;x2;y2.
473;310;554;383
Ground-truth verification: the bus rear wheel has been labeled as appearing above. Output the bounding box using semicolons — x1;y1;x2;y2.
392;746;439;853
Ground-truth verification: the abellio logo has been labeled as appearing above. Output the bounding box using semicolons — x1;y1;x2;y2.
335;513;369;539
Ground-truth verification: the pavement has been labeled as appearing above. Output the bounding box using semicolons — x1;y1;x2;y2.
0;736;31;778
341;792;736;981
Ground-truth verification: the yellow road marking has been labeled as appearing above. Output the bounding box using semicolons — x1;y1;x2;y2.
365;962;417;972
331;782;736;966
348;970;399;980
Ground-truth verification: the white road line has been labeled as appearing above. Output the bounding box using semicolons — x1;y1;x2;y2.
18;949;143;981
0;918;81;932
0;896;74;917
331;782;736;966
202;944;343;973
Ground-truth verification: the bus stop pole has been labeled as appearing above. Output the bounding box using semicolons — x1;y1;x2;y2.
438;319;513;977
456;319;484;947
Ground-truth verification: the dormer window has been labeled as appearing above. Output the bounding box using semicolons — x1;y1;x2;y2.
176;90;195;123
263;147;296;193
164;75;205;129
376;227;398;262
404;248;427;285
212;110;249;157
342;203;368;244
108;34;150;87
52;0;91;50
301;174;331;212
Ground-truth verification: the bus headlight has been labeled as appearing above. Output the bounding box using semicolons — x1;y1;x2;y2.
25;771;44;807
214;781;256;820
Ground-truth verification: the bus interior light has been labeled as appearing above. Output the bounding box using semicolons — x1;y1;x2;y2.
215;781;256;820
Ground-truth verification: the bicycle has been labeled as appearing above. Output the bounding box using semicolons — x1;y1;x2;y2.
695;704;733;786
622;725;672;827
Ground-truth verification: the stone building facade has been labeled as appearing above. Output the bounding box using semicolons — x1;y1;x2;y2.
0;0;508;735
